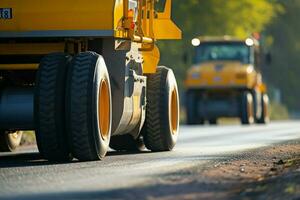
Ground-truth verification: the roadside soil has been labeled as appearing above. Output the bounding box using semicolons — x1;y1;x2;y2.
133;140;300;200
200;141;300;200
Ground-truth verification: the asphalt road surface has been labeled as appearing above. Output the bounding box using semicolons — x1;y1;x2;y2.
0;121;300;200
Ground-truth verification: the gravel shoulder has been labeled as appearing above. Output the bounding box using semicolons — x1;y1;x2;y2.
200;140;300;200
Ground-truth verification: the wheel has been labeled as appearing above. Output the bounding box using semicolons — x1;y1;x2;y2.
0;131;23;152
186;91;204;125
186;90;198;125
198;119;205;125
141;66;179;151
35;53;71;161
257;93;270;124
66;52;112;161
109;134;145;152
208;119;217;125
240;91;255;125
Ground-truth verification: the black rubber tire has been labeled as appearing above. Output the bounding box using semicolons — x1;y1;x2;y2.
35;53;71;161
186;90;198;125
66;52;112;161
141;66;179;151
109;134;145;151
0;131;23;152
240;91;255;125
257;93;270;124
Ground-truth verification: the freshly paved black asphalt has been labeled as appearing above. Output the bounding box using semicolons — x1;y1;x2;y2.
0;121;299;200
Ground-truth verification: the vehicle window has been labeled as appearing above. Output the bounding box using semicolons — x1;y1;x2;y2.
194;42;252;64
129;0;138;20
155;0;166;12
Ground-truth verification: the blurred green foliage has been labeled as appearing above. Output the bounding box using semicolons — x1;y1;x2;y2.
172;0;279;38
270;101;289;120
265;0;300;111
21;131;36;145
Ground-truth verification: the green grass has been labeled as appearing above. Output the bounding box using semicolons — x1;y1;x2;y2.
269;101;289;120
21;131;36;145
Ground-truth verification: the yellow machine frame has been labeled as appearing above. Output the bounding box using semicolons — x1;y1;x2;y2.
0;0;182;158
185;36;266;93
0;0;181;73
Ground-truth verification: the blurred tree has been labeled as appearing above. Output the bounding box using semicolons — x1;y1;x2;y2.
265;0;300;111
173;0;277;38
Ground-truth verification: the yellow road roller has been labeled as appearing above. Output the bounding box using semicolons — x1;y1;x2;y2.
185;36;269;125
0;0;181;161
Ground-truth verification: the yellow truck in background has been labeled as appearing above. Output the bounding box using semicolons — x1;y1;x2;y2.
185;36;269;125
0;0;181;161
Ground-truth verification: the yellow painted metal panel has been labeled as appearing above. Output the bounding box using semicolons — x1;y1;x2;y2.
259;83;267;93
0;64;38;70
153;19;181;40
142;44;160;74
185;61;257;89
114;0;127;38
0;43;65;55
0;0;114;32
153;0;181;40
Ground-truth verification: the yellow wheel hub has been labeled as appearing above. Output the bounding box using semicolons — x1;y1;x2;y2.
98;79;110;140
247;96;254;122
170;89;178;134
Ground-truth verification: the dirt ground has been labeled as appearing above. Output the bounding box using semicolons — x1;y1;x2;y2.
141;141;300;200
201;141;300;200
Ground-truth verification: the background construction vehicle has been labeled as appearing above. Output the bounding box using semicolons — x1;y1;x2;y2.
185;36;270;125
0;0;181;161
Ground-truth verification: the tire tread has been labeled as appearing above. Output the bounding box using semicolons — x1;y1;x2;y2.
35;53;71;161
142;66;177;151
67;52;99;161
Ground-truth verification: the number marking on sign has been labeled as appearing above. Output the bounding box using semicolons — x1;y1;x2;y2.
0;8;13;19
